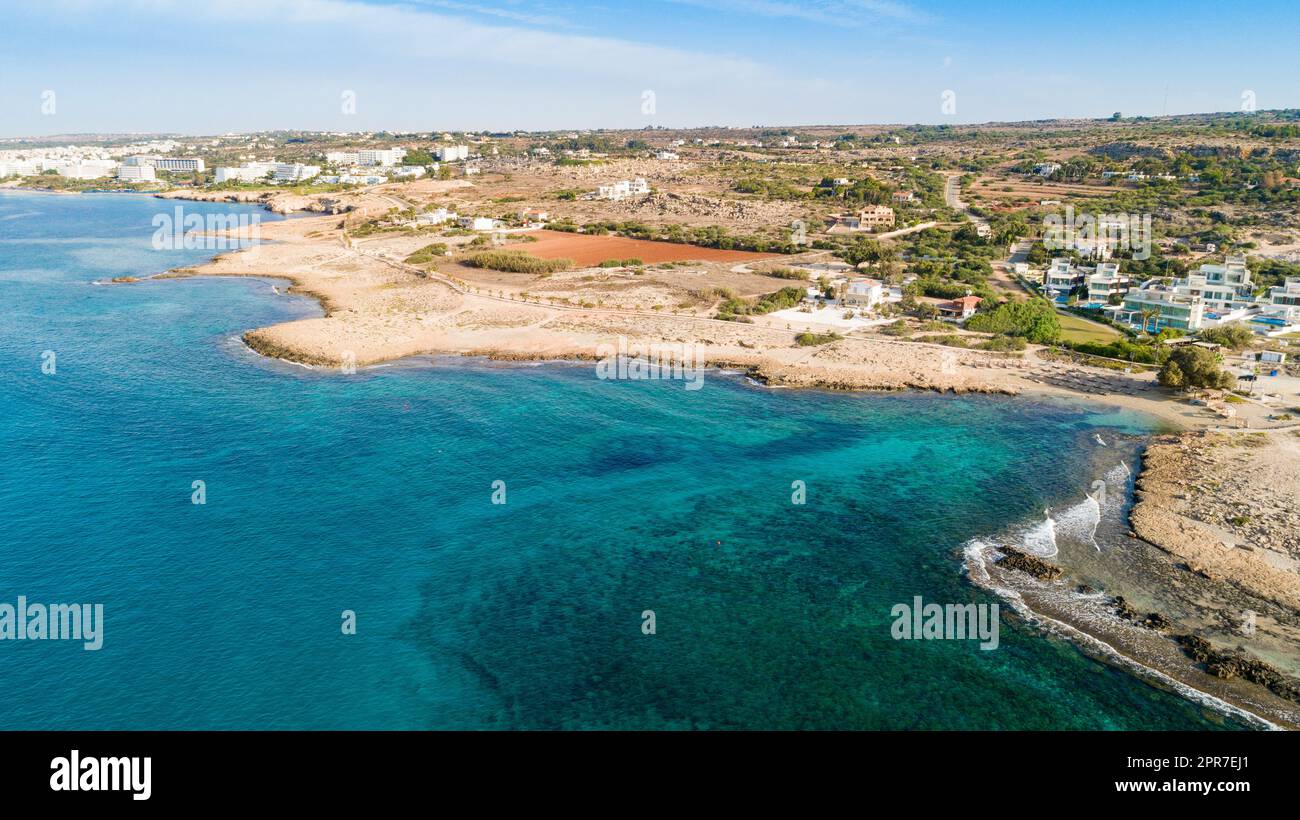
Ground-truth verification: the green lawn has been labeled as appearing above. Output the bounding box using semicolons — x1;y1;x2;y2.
1055;311;1123;345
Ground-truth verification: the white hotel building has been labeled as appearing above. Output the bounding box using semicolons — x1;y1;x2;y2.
215;162;277;184
434;145;469;162
44;159;117;179
272;164;321;183
123;156;206;173
116;164;157;182
325;148;407;167
0;160;41;177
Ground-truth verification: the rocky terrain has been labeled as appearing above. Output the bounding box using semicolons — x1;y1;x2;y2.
618;191;805;225
1131;429;1300;611
156;188;357;214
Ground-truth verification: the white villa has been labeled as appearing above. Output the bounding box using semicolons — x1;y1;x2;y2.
842;278;885;310
1182;256;1254;312
1043;258;1086;302
938;295;982;321
1113;285;1206;332
1107;256;1300;335
458;216;498;231
418;208;458;225
595;178;650;201
1267;277;1300;317
1041;258;1129;306
1086;263;1130;304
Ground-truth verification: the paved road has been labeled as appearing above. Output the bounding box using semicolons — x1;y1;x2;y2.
874;220;939;241
942;173;965;211
943;172;989;234
1005;239;1033;267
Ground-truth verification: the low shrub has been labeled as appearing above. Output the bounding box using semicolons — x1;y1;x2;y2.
794;331;843;346
462;250;572;275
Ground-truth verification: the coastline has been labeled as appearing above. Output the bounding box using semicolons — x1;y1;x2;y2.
963;424;1300;730
966;538;1295;730
94;188;1300;728
134;201;1224;429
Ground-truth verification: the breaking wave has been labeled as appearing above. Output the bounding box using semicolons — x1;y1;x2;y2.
960;453;1282;731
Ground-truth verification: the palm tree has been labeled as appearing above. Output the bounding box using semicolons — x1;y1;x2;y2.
1138;307;1160;335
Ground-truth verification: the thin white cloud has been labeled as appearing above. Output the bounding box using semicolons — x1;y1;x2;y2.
406;0;578;29
76;0;767;83
664;0;932;26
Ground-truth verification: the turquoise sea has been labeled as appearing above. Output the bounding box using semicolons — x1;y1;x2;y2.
0;190;1244;729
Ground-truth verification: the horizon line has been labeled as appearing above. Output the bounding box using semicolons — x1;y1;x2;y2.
3;108;1296;142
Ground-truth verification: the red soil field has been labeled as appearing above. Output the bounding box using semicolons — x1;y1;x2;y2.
516;229;780;266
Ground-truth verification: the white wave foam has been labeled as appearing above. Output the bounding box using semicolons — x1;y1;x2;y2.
1056;494;1102;550
1017;508;1059;558
231;335;315;369
961;539;1032;617
960;538;1281;730
1102;460;1132;485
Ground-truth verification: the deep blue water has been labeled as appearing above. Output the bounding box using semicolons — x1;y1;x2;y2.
0;190;1242;729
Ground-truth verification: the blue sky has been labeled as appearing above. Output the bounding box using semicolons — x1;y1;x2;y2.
2;0;1298;135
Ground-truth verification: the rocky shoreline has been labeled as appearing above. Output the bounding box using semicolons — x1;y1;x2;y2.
153;188;355;215
975;542;1300;729
966;425;1300;730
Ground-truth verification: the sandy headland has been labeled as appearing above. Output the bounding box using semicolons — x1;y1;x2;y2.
147;193;1164;404
158;200;1029;390
160;198;1276;438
